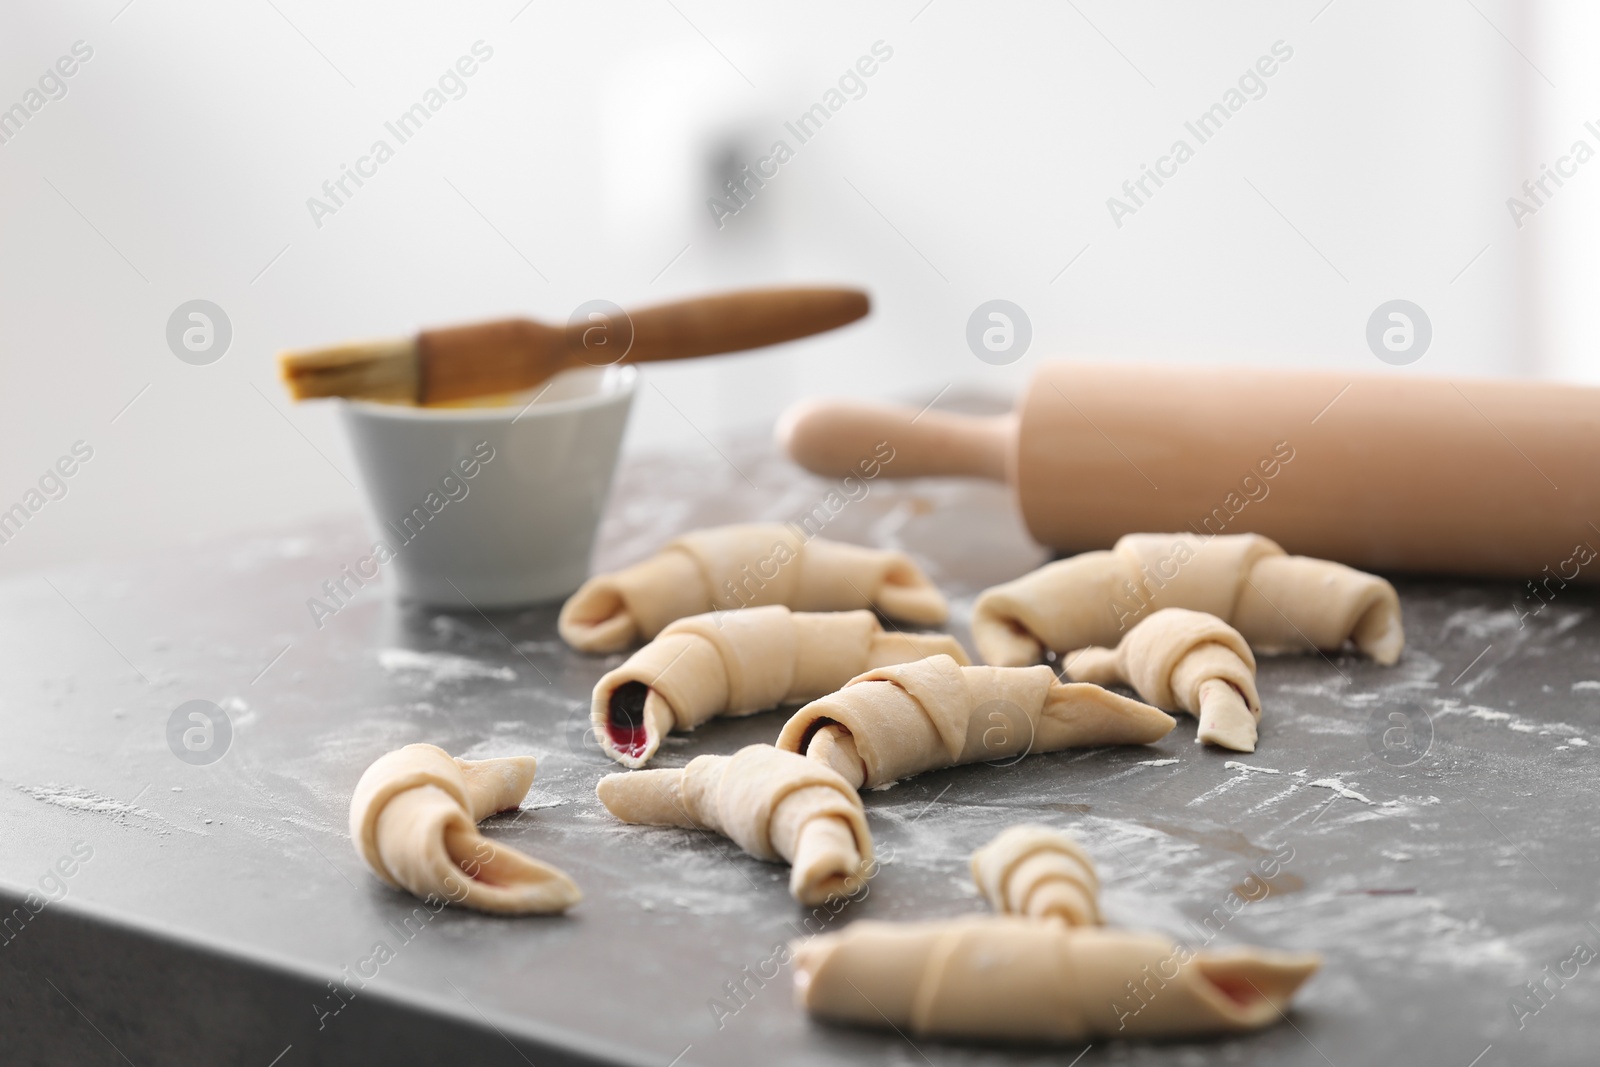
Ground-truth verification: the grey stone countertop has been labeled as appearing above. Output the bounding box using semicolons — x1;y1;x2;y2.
1;432;1597;1067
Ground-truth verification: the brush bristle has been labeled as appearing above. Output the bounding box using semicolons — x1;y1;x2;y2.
278;338;419;402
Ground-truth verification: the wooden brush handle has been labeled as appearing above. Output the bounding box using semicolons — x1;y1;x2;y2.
416;286;869;404
618;287;870;363
777;398;1015;482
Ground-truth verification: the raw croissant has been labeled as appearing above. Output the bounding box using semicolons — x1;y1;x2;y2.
348;743;580;915
970;824;1099;926
591;605;969;768
1064;607;1263;752
793;916;1321;1042
559;523;949;653
972;532;1403;668
776;654;1174;790
596;744;872;906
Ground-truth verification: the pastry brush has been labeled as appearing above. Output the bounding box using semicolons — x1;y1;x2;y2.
279;286;869;405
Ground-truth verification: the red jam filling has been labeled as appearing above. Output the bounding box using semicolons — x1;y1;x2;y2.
1206;972;1260;1007
798;716;841;755
607;682;652;758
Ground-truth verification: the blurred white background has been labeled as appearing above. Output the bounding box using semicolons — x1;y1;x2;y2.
0;0;1593;576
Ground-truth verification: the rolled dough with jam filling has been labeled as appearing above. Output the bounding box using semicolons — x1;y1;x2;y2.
348;743;580;915
596;744;872;906
793;916;1321;1042
972;532;1403;668
558;523;949;653
970;824;1099;926
775;654;1174;790
1064;607;1263;753
591;605;969;768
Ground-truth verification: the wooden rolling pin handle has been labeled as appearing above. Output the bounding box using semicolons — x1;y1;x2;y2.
583;287;870;365
777;398;1014;482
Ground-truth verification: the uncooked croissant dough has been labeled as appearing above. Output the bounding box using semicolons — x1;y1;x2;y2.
348;743;580;914
970;824;1099;926
776;654;1174;790
591;605;970;768
596;744;872;905
559;523;949;653
971;532;1404;668
1065;607;1263;753
793;917;1320;1041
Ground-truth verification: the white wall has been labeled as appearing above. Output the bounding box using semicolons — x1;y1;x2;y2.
0;0;1553;576
1527;0;1600;381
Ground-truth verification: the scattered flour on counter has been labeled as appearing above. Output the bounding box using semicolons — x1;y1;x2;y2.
513;639;567;657
511;790;567;813
1550;609;1591;635
1569;738;1589;746
1308;778;1374;805
1185;777;1247;806
1276;678;1350;700
377;649;516;690
1437;702;1580;738
1188;765;1320;806
1244;783;1305;815
1573;681;1600;691
18;784;155;818
1440;605;1526;641
1295;716;1366;737
1136;759;1179;767
14;784;202;835
220;695;258;728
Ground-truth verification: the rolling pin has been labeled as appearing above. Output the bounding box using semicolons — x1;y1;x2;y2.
777;362;1600;581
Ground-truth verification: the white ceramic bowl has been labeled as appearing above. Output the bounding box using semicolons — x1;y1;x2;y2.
338;365;637;608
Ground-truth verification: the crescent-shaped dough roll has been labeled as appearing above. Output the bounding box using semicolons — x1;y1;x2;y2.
970;825;1099;926
775;654;1175;790
591;605;970;768
596;744;872;906
971;532;1403;668
1064;607;1263;753
558;523;949;653
348;744;581;915
793;917;1321;1042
